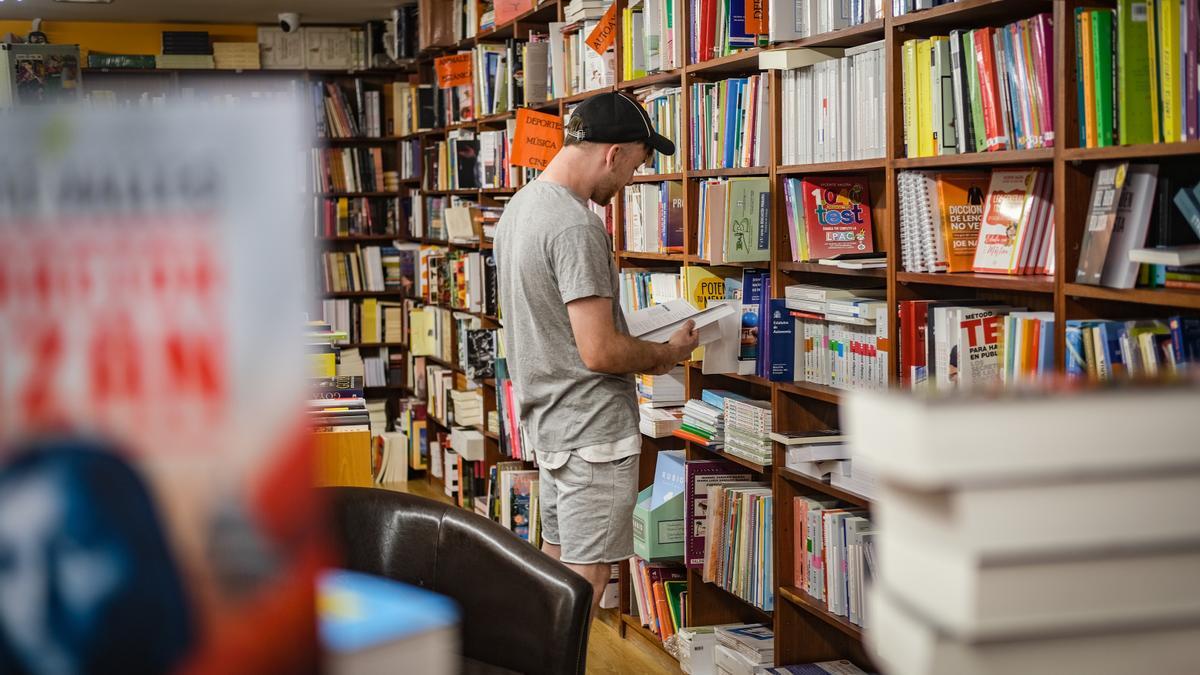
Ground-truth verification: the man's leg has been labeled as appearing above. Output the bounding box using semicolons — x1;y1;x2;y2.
542;541;562;560
549;453;640;623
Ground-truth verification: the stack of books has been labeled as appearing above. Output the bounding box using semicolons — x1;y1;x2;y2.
722;395;772;466
774;430;849;481
310;396;370;430
689;75;769;170
784;283;889;392
714;624;774;675
637;366;686;407
450;389;484;428
639;405;684;438
901;15;1054;157
848;385;1200;675
673;394;726;448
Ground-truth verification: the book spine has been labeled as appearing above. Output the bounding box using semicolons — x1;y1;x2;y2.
974;28;1007;150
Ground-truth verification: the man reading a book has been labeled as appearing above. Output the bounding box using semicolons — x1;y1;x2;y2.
495;92;698;618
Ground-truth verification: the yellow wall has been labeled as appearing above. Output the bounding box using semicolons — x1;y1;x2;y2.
0;21;258;59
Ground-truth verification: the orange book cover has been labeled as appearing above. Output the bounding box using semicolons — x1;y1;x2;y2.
1080;10;1099;148
652;581;674;640
935;172;991;272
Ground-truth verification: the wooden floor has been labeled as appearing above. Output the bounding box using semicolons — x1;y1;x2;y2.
391;478;681;674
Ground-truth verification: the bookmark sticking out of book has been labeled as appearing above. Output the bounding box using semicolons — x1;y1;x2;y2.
625;299;737;344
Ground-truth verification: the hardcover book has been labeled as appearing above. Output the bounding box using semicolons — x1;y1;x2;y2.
1075;163;1128;284
723;177;771;263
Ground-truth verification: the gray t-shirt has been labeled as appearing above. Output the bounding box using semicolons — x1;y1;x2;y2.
494;179;639;454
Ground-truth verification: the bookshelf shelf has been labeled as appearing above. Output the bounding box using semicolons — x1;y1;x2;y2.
777;261;887;278
318;235;401;242
620;614;670;656
618;70;684;91
480;187;519;195
631;172;684;183
897;271;1056;293
688;167;770;178
318;191;398;198
362;384;412;392
322;136;406;144
1064;284;1200;310
699;573;774;620
891;0;1053;30
482;378;497;388
477;111;516;124
325;290;410;298
892;147;1054;168
777;158;887;174
563;86;614;104
338;342;408;349
619;250;687;263
777;586;863;641
787;19;886;49
473;425;500;441
691;258;771;268
1061;141;1200;162
691;441;772;474
775;381;843;405
689;363;773;389
778;468;870;509
686;48;763;76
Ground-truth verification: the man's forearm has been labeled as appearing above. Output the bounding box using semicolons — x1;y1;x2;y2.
592;333;678;375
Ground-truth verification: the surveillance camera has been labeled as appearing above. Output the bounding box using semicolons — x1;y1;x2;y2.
278;13;301;33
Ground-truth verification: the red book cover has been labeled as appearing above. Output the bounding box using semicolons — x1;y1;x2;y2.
652;581;674;639
899;300;933;386
701;0;716;62
973;26;1009;151
799;176;875;259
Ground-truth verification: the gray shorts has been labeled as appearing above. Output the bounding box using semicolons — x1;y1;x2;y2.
539;453;640;565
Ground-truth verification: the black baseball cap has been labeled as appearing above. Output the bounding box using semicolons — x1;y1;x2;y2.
566;91;676;156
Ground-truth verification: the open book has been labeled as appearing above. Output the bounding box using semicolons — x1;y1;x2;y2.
624;299;736;344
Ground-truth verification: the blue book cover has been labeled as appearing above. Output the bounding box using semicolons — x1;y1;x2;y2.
728;1;755;49
1095;321;1125;379
724;80;741;168
767;299;795;381
1037;319;1055;375
651;450;687;509
739;270;768;365
1002;27;1025;149
1169;315;1200;363
756;273;772;378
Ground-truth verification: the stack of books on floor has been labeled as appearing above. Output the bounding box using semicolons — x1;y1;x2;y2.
673;391;726;448
782;176;875;263
901;15;1055;157
713;623;774;675
722;394;772;466
848;384;1200;675
898;168;1055;276
628;556;686;642
793;496;873;627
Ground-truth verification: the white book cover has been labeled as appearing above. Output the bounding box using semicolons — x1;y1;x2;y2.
1100;165;1159;288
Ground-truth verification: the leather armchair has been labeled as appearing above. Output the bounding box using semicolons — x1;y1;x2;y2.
322;487;593;675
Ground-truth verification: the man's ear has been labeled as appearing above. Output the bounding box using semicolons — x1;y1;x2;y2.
604;143;621;169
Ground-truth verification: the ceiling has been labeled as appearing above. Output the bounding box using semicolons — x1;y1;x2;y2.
0;0;414;25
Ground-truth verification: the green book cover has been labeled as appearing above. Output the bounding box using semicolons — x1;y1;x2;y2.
680;422;715;440
1146;0;1162;142
1091;10;1116;147
1117;0;1154;145
1157;0;1181;142
723;177;770;263
963;31;988;153
663;580;686;633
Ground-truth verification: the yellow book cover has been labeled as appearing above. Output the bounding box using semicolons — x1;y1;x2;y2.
1081;10;1099;147
309;351;337;378
903;40;919;158
1146;0;1162;142
916;39;934;157
362;297;379;343
935;171;990;273
622;9;633;80
683;266;738;360
1158;0;1180;142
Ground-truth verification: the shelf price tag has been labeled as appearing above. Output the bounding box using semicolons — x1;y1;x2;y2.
584;3;619;55
509;109;563;170
434;53;473;89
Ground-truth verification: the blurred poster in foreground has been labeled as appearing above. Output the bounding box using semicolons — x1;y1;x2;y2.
0;103;320;673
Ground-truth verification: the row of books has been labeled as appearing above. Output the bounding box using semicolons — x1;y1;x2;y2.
337;346;405;388
636;366;687;407
769;0;885;42
891;0;965;16
1076;164;1200;289
619;269;685;314
312;80;388;139
688;0;762;65
322;297;410;346
898;299;1056;389
411;245;499;316
321;245;411;294
623;181;684;254
390;81;437;136
696;177;771;263
400;139;421;180
479;126;537;190
773;41;887;166
792;498;873;627
788;310;891;392
701;480;774;611
900;167;1055;276
622;0;683;79
312;147;395;194
424;130;483;191
545;19;617;100
902;15;1055;157
472;40;532;117
1066;316;1200;380
628;556;686;640
689;74;769;170
634;86;684;175
783;176;876;262
314;197;408;238
1075;2;1200;148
